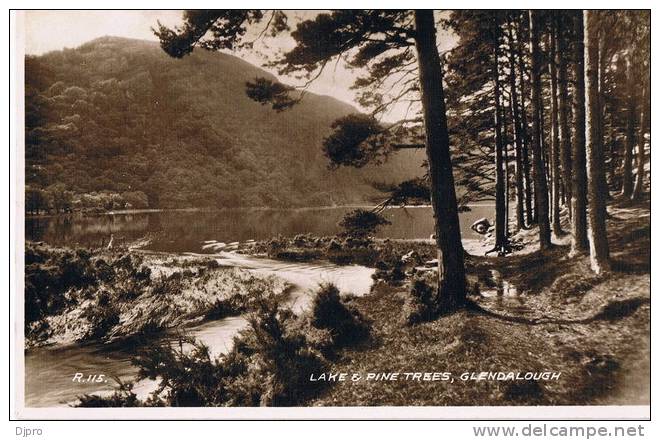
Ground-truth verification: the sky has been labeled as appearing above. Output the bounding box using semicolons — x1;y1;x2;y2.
23;10;456;121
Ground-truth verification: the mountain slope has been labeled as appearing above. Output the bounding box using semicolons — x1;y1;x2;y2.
25;36;423;209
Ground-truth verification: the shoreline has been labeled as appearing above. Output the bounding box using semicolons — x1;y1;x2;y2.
25;202;498;218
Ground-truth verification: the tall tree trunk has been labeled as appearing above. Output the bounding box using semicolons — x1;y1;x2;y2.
571;11;590;254
556;15;573;221
504;131;510;239
413;10;466;312
621;54;636;198
494;46;507;254
516;15;534;227
507;19;526;231
584;10;610;273
529;10;552;249
597;32;611;198
632;78;648;201
539;87;547;224
541;35;551;202
549;22;563;235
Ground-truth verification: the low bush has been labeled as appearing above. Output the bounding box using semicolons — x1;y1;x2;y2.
222;299;327;406
76;381;143;408
306;283;370;351
373;256;407;286
25;246;98;324
24;244;155;343
402;277;439;325
327;246;379;266
134;338;228;406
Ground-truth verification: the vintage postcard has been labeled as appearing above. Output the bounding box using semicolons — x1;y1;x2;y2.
12;8;650;420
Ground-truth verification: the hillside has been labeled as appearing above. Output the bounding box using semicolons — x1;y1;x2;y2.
25;36;423;209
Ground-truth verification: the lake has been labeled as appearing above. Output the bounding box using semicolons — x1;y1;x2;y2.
25;205;494;251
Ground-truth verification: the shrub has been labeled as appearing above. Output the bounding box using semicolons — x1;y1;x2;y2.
74;284;369;408
24;245;97;325
24;244;154;342
307;283;370;350
121;191;149;209
134;338;228;407
327;246;379;266
402;277;439;325
222;299;327;406
80;292;121;340
76;381;142;407
204;295;247;321
373;256;406;286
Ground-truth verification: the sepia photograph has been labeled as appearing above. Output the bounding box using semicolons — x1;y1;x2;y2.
12;7;651;421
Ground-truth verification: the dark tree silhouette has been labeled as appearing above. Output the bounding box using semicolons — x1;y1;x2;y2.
584;10;610;273
570;11;590;254
528;10;551;249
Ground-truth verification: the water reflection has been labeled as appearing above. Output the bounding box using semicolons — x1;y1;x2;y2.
26;205;495;252
478;269;529;316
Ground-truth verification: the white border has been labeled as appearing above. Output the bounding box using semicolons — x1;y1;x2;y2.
15;405;652;420
7;4;655;424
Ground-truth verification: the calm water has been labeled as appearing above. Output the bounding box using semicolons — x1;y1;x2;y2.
25;205;494;251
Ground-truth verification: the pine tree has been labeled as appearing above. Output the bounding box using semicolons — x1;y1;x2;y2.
620;54;636;198
516;14;534;228
412;10;466;309
555;13;573;222
505;14;527;231
570;11;590;254
549;19;563;235
632;79;648;201
584;10;610;273
529;10;552;249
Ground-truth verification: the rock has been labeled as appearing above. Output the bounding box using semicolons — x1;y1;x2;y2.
401;250;420;264
471;217;492;235
202;242;225;251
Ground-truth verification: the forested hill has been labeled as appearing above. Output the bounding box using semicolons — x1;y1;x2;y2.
25;36;423;209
